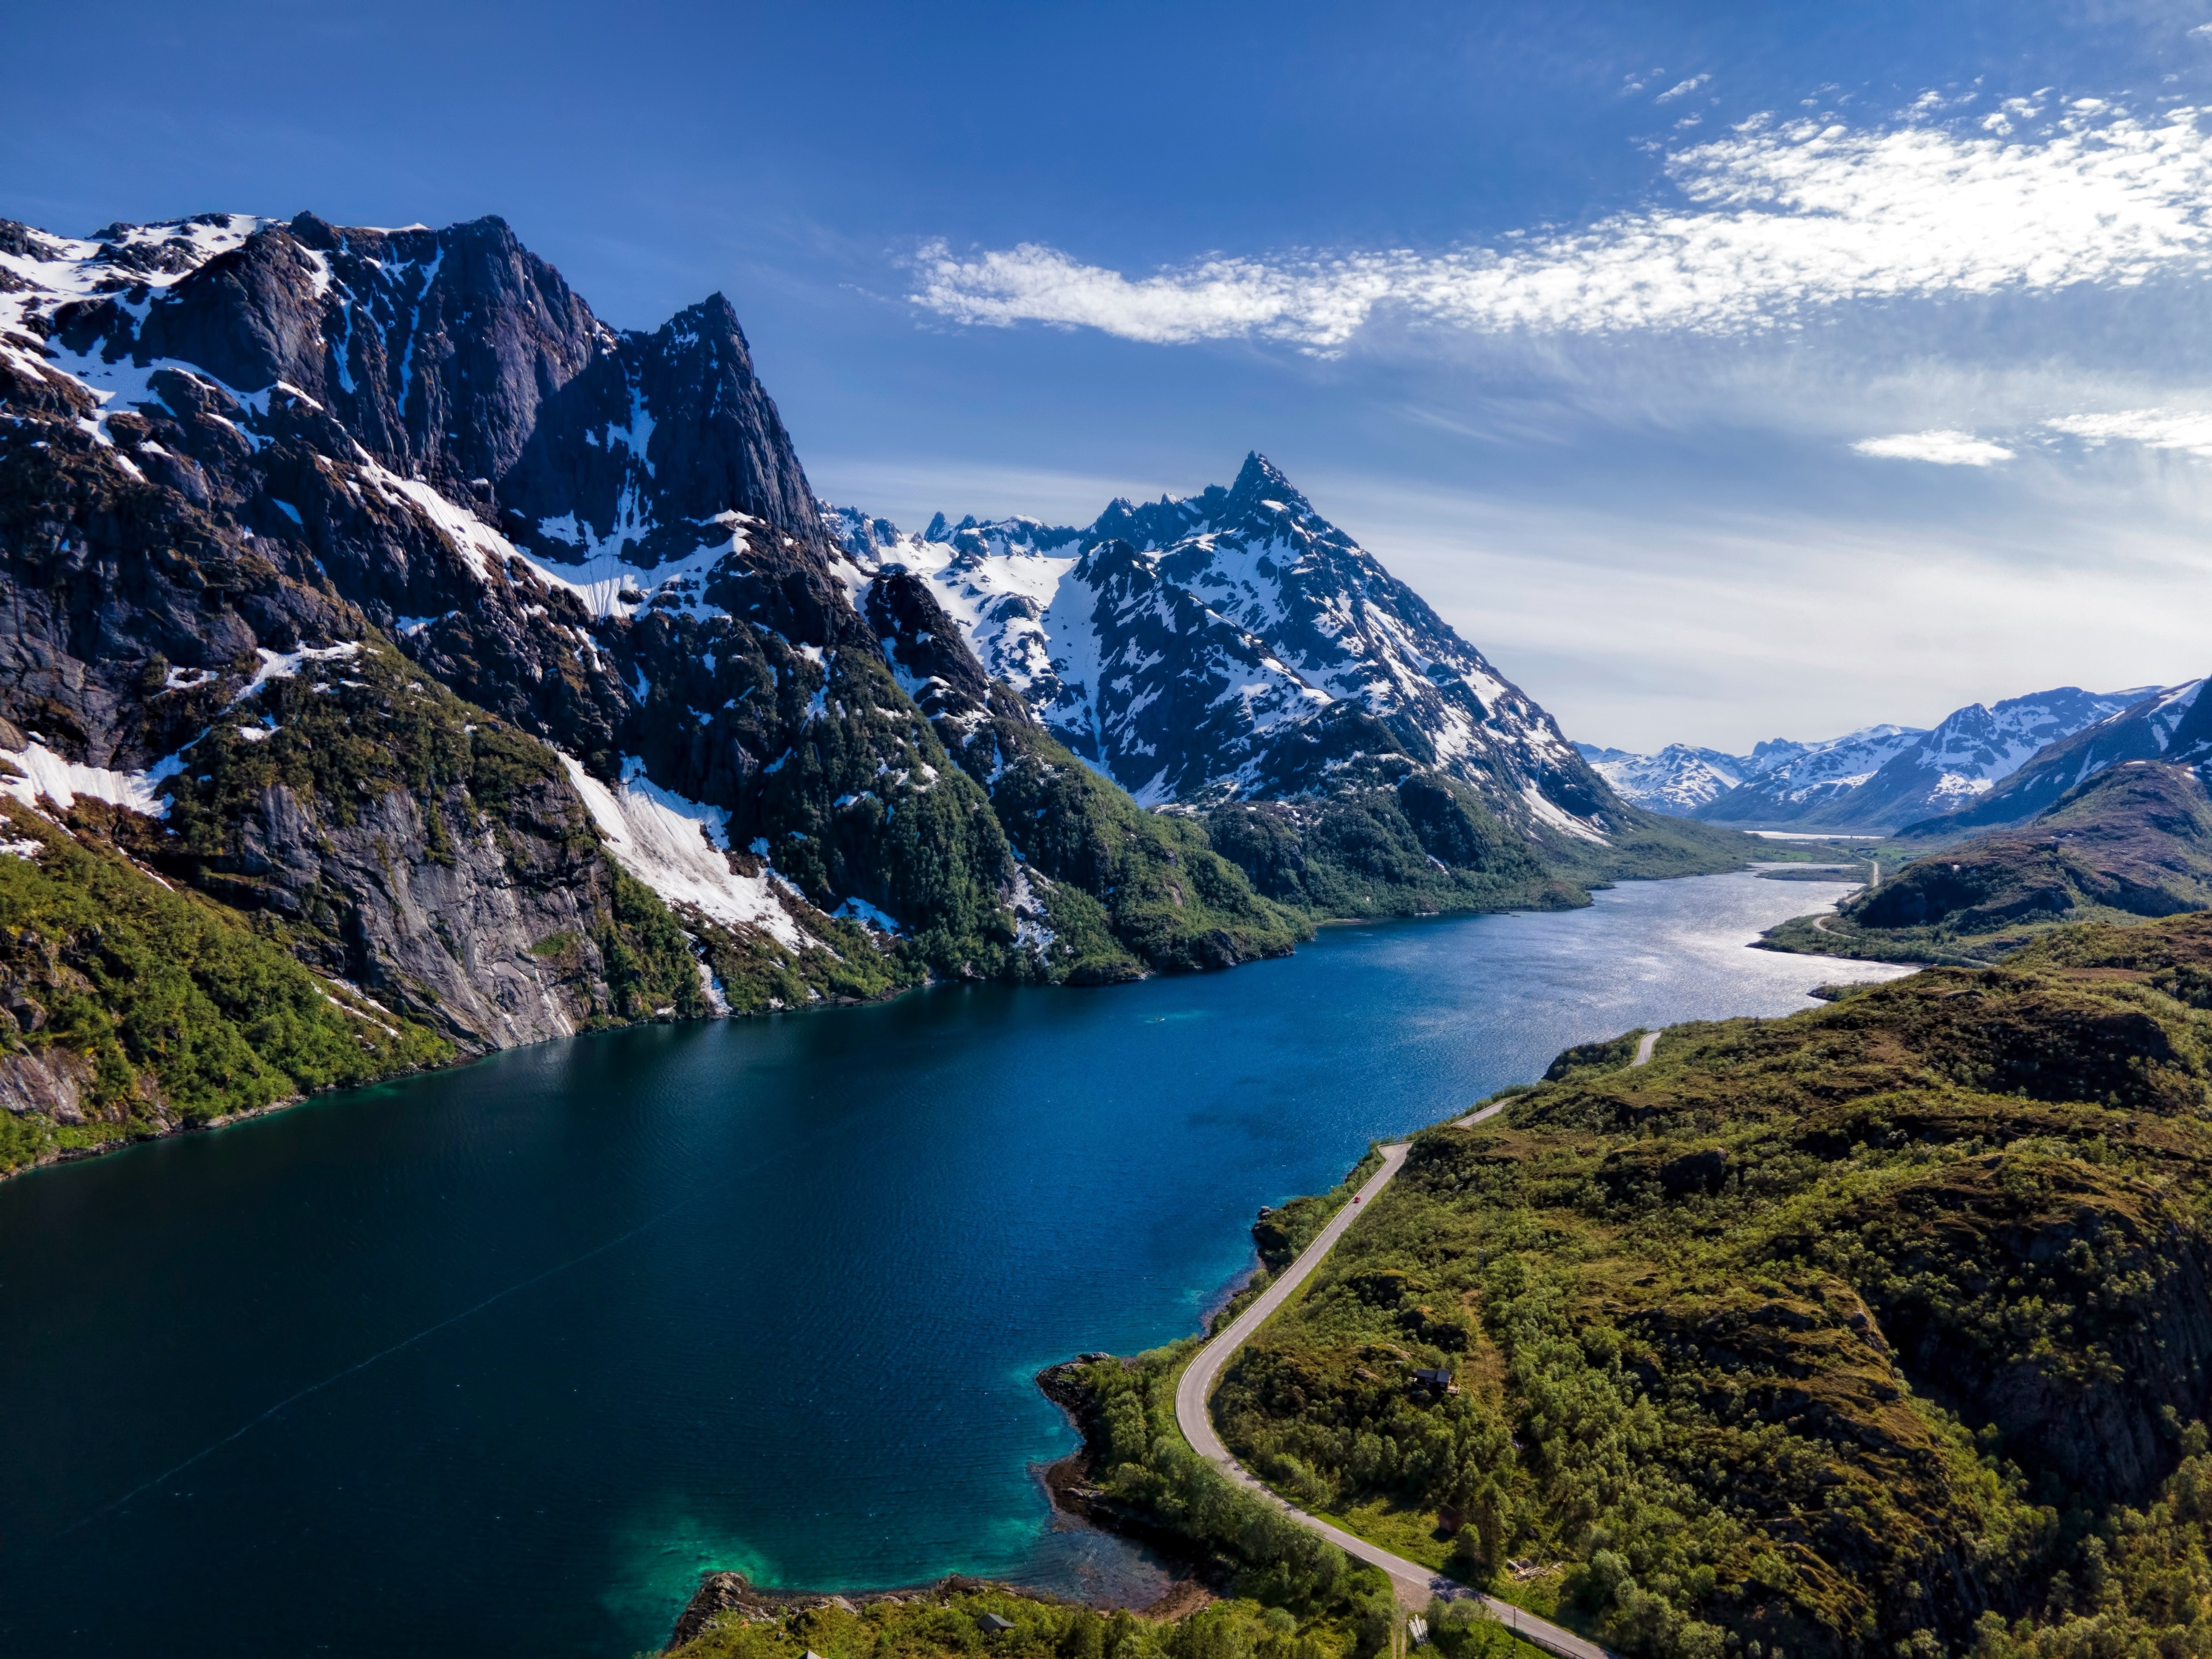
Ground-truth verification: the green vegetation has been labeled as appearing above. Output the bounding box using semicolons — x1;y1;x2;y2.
944;704;1310;982
156;637;581;860
1202;766;1753;928
1203;780;1571;922
1760;761;2212;969
664;1581;1544;1659
752;647;1022;978
688;898;925;1014
1145;910;2212;1658
0;801;449;1173
1050;1344;1419;1644
1203;765;1752;938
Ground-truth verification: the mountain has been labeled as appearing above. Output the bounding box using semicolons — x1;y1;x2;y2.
0;210;1744;1170
1897;677;2210;838
830;462;1755;919
1592;687;2146;831
825;455;1618;840
1709;686;2150;832
1577;741;1747;812
1761;759;2212;965
0;209;1327;1165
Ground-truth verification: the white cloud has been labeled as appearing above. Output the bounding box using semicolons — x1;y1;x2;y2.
1656;74;1711;103
2044;407;2212;457
1852;429;2016;465
910;103;2212;351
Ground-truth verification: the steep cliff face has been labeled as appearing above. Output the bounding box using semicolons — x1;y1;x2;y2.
0;208;1338;1166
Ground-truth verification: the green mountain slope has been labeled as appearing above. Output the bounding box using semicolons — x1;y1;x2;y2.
1760;760;2212;966
1135;911;2212;1658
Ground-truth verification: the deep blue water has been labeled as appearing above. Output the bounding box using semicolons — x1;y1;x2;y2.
0;873;1904;1657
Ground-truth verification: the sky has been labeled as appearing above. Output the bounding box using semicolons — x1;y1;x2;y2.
7;0;2212;752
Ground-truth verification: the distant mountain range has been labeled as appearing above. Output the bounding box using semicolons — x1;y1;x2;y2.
1584;685;2158;832
1900;677;2210;838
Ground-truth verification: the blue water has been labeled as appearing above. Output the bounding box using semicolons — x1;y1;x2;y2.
0;873;1903;1656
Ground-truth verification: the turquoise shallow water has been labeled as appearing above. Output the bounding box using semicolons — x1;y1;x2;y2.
0;872;1905;1656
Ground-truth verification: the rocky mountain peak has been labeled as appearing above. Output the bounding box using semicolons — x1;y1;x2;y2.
1221;449;1308;515
823;457;1619;840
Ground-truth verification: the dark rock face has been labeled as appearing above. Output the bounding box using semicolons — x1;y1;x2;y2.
827;452;1626;847
863;569;995;713
0;208;1331;1109
1847;1159;2212;1508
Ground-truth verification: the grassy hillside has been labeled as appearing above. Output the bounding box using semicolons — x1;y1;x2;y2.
1761;760;2212;968
941;697;1311;982
1201;763;1754;926
1142;910;2212;1658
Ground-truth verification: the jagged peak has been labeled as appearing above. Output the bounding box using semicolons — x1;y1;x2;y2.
665;290;746;335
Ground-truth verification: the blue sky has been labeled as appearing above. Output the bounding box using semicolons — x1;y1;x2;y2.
9;0;2212;751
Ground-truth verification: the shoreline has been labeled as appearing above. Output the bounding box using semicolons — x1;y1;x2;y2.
3;870;1784;1187
664;1357;1219;1650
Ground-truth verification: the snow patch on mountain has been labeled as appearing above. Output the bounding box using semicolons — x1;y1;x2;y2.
559;754;812;951
0;737;180;819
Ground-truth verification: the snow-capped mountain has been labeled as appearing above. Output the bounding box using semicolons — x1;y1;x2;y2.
1589;687;2150;832
1692;688;2149;831
1691;723;1928;825
1904;679;2210;836
0;206;1331;1086
825;454;1617;844
1575;744;1746;813
1;202;1739;1146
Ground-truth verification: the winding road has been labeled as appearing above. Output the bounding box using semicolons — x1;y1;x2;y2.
1173;1074;1630;1659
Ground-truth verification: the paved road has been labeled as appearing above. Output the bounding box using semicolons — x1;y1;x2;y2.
1173;1110;1613;1659
1631;1031;1660;1066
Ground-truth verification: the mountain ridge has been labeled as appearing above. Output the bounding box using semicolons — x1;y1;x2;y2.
1589;685;2153;833
0;207;1743;1169
825;452;1619;847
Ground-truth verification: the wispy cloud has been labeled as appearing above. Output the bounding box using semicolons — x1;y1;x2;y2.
910;103;2212;351
2044;407;2212;457
1655;73;1710;103
1853;429;2016;464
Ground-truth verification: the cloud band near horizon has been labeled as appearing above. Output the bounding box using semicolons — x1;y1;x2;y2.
910;103;2212;350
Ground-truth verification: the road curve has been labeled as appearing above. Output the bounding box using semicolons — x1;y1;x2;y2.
1172;1106;1612;1659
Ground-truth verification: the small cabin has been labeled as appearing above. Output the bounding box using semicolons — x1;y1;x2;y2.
1410;1366;1458;1395
977;1613;1015;1634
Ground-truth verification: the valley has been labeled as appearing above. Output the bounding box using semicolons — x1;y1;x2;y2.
3;206;2210;1659
1108;907;2212;1659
